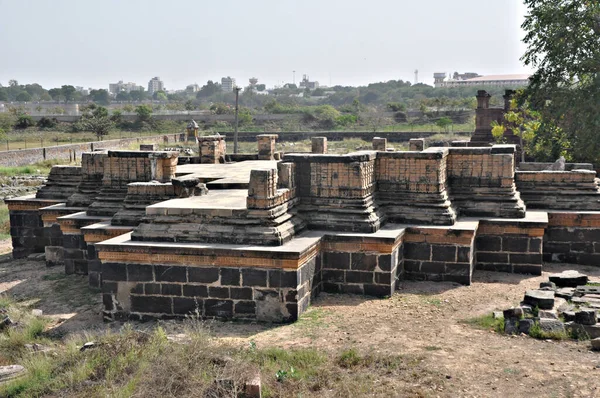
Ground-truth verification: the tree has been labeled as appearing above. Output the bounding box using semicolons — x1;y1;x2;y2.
16;92;32;102
80;104;113;140
129;90;147;101
61;85;77;102
89;89;110;105
116;91;131;102
256;84;266;92
8;79;18;87
153;90;167;101
48;88;64;102
521;0;600;164
184;100;195;111
196;80;221;98
135;104;153;122
435;117;453;133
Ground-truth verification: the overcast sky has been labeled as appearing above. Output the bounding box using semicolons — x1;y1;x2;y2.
0;0;532;91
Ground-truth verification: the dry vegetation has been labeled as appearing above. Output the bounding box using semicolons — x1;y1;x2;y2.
1;257;600;397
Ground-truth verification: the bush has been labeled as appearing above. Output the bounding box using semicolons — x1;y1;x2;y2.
14;114;34;129
36;117;58;129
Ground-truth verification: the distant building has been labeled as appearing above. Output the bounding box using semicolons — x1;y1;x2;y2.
433;72;530;88
221;76;236;92
147;77;165;95
186;83;200;93
299;74;319;90
109;80;144;95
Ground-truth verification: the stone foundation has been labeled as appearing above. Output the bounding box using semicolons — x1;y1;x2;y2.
543;212;600;265
475;211;546;275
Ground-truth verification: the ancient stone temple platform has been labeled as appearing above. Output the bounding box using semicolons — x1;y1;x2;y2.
8;133;600;324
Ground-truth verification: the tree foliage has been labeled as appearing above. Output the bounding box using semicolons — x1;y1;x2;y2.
80;104;113;140
521;0;600;163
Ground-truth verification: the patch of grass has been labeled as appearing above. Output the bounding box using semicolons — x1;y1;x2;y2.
586;282;600;286
463;313;505;333
424;345;442;351
337;348;362;368
528;322;567;340
423;297;443;306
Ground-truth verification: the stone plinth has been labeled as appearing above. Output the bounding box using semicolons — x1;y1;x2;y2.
543;211;600;265
87;151;178;217
35;166;82;200
39;203;86;267
409;139;425;151
446;145;525;218
475;210;547;275
372;137;387;151
515;170;600;210
57;211;111;274
96;231;322;322
5;196;63;258
81;221;135;287
67;151;107;207
198;135;226;164
257;134;278;160
283;152;383;233
403;220;477;284
376;149;456;225
311;137;327;154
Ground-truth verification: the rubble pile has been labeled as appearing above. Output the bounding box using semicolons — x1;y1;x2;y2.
501;270;600;350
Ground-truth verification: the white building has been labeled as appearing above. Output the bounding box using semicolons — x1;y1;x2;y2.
186;83;200;93
221;76;236;92
148;77;165;95
434;73;530;88
109;80;144;95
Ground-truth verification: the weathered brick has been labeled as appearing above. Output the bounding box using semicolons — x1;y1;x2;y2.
509;253;542;265
173;297;202;315
364;284;393;297
420;261;445;274
346;271;373;284
477;252;509;263
205;299;233;317
161;283;182;296
155;265;187;282
268;270;298;288
234;301;256;315
145;283;161;295
188;267;219;283
475;236;502;251
102;263;126;281
241;268;268;287
131;295;172;314
502;237;529;252
182;285;208;298
220;268;240;286
322;270;345;283
322;252;350;270
378;254;392;271
431;245;457;262
404;242;431;260
340;284;364;295
127;264;154;282
457;247;471;263
209;286;230;298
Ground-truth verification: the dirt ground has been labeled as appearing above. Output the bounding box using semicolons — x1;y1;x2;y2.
1;240;599;397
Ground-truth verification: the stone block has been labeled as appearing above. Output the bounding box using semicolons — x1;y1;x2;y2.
188;267;219;284
523;290;555;310
131;295;172;314
182;285;208;298
155;265;187;282
241;268;268;287
127;264;154;282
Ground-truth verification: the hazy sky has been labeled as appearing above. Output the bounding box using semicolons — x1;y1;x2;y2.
0;0;532;91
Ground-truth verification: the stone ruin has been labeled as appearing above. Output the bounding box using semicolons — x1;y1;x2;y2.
501;270;600;350
6;131;600;323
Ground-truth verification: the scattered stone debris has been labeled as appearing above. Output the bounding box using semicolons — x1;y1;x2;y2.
501;270;600;348
0;365;26;384
549;270;589;288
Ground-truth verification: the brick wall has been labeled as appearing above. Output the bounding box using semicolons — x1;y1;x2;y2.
543;212;600;265
402;225;475;284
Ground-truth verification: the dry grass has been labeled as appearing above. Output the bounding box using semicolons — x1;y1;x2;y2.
0;297;440;398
